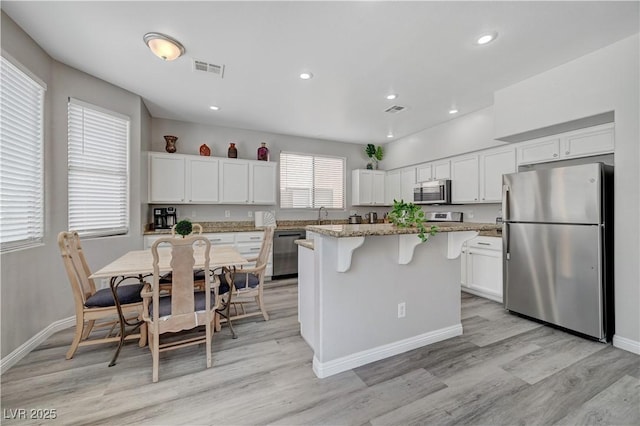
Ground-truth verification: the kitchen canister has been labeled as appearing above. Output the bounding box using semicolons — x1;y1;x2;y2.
257;142;269;161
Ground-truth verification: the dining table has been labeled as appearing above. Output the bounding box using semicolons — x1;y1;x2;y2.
90;244;248;367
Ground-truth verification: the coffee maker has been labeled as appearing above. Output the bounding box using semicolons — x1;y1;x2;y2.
153;207;177;229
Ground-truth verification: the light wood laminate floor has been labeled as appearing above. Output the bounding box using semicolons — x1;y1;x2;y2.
2;283;638;425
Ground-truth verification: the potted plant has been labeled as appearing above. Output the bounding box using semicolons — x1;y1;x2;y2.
174;219;193;237
387;199;438;242
365;144;384;169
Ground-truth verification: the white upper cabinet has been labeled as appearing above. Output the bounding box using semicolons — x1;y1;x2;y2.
352;170;386;206
400;167;416;203
219;159;249;204
149;153;186;203
479;147;516;203
517;123;614;165
416;160;450;182
186;157;219;203
384;170;401;205
249;161;277;204
451;155;479;203
562;123;614;159
517;137;561;165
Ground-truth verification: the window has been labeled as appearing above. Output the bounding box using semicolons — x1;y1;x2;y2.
280;152;345;209
67;98;129;237
0;56;45;251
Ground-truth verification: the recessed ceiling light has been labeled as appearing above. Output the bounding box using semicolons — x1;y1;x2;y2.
299;72;313;80
387;133;394;138
209;105;220;111
449;108;458;114
386;94;397;100
476;32;498;45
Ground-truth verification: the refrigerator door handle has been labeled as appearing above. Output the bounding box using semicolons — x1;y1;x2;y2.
504;223;510;260
502;184;510;221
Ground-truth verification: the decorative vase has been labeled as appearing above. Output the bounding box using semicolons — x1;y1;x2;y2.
228;142;238;158
366;162;373;170
257;142;269;161
164;135;178;153
199;144;211;156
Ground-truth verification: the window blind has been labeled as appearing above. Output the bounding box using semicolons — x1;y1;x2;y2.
280;152;345;209
68;99;129;237
0;56;45;251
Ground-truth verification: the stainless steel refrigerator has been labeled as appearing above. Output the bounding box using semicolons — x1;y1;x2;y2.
502;163;614;342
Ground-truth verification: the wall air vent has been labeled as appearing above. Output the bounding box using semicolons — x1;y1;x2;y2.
384;105;405;113
193;60;225;78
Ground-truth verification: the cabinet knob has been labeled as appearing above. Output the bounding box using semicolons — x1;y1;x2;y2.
474;198;477;201
482;198;485;200
565;151;570;155
553;154;558;157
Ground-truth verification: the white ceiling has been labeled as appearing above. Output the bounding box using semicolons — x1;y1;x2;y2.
2;1;639;144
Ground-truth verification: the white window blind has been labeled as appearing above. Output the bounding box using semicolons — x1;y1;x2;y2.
0;56;45;251
280;152;345;209
68;99;129;237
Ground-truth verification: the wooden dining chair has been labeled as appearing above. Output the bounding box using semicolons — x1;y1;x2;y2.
141;235;220;383
58;231;146;360
160;223;204;292
217;226;274;325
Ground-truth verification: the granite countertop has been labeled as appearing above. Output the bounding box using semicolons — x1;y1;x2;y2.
294;239;314;250
143;220;348;235
304;222;501;238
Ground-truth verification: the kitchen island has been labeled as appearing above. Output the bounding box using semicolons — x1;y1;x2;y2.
298;222;500;378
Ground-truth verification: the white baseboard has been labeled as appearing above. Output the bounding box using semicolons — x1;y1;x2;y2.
1;316;75;375
312;324;463;379
613;334;640;355
461;287;503;304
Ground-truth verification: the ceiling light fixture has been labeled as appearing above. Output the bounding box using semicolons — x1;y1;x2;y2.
449;108;459;114
143;32;185;61
476;32;498;45
386;94;397;100
209;105;220;111
387;133;394;138
299;72;313;80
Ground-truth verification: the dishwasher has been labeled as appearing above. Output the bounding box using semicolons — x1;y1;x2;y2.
272;229;306;278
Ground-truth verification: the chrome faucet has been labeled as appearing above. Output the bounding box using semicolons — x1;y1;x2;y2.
317;206;328;224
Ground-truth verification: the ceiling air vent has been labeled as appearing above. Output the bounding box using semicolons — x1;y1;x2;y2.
384;105;405;113
193;60;225;78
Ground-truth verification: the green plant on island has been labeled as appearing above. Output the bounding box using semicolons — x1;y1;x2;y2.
388;199;438;243
174;219;193;237
365;144;384;169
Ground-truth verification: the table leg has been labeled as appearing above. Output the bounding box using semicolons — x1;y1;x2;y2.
108;275;145;367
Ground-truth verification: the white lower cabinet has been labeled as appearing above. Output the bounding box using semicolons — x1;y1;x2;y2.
461;236;502;303
143;231;273;279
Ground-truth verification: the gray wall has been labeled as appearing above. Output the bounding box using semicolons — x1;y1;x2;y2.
0;12;150;358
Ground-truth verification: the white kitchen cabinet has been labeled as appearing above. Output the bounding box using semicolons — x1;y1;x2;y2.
479;147;516;203
562;123;614;159
149;153;186;203
219;160;249;204
461;236;502;303
451;155;479;203
249;161;277;204
352;169;385;206
516;137;560;165
186;157;219;203
384;170;401;205
517;123;614;166
416;160;450;182
400;167;416;203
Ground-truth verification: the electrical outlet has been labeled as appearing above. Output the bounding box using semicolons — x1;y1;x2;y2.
248;211;253;218
224;210;230;218
467;210;474;219
397;302;406;318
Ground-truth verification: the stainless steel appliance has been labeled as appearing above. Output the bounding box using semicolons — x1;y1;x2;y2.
165;207;177;228
425;211;463;222
413;179;452;204
365;212;378;223
153;207;177;229
502;163;614;341
273;229;306;278
348;214;362;224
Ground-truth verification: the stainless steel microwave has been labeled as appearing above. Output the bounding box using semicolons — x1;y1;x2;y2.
413;179;452;204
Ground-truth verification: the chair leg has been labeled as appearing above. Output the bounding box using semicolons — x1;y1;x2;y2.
214;312;221;332
205;320;212;368
152;332;159;383
66;315;85;360
81;320;95;340
138;322;148;348
257;296;269;321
